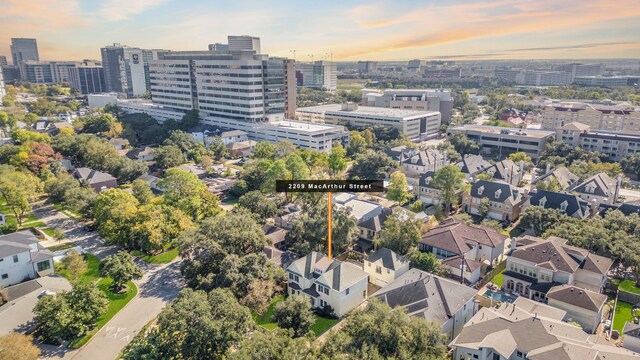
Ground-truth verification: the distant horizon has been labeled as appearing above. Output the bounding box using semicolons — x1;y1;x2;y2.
1;0;640;62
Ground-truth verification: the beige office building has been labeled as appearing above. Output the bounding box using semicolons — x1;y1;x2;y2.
541;101;640;132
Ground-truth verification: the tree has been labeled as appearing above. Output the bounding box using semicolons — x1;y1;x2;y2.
536;177;561;192
154;145;186;168
374;212;421;255
92;189;139;248
0;167;42;226
61;250;87;279
100;252;143;291
431;165;465;213
621;153;640;179
519;206;574;236
328;143;347;175
79;113;121;136
109;157;148;184
477;197;490;219
122;288;254;359
158;168;221;220
163;130;200;154
11;129;51;144
22;142;62;174
480;219;503;232
321;299;446;359
272;296;315;338
0;333;41;360
408;252;448;276
238;191;278;223
409;200;424;213
230;328;315;360
507;151;532;165
239;279;276;315
132;179;154;204
252;142;277;160
449;133;479;155
348;151;396;180
178;109;200;130
347;131;368;157
285;153;310;180
387;171;410;204
34;282;108;343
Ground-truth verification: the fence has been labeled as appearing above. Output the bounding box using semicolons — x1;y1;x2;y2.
476;260;506;289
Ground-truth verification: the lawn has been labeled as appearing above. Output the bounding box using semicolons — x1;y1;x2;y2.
131;248;179;264
222;196;239;206
0;203;39;227
491;269;505;288
253;294;284;330
58;253;138;348
47;242;76;252
617;280;640;294
252;294;339;336
310;316;339;336
613;301;634;332
41;228;56;237
53;204;81;220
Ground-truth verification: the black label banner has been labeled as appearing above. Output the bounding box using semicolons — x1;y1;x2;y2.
276;180;384;193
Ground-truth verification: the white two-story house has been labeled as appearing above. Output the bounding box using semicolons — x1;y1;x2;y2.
0;231;55;287
363;248;410;287
286;251;369;317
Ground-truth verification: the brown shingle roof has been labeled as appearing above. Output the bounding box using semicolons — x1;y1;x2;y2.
419;217;508;256
547;285;607;312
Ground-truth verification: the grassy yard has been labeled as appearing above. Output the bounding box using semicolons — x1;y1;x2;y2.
253;294;284;330
0;203;39;227
252;294;339;336
58;253;138;348
131;248;179;264
53;204;81;220
310;316;340;336
616;280;640;294
491;269;505;288
41;228;56;237
46;242;76;252
614;301;634;332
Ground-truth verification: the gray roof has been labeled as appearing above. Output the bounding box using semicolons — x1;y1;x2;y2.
372;269;477;325
570;172;616;198
286;251;368;292
109;138;130;146
451;298;639;360
0;231;47;259
418;171;437;189
400;149;443;167
471;180;523;205
366;248;409;271
535;167;579;190
359;208;392;232
487;159;521;182
455;154;491;175
220;130;247;138
262;246;298;268
527;190;590;219
547;285;607;312
73;167;117;184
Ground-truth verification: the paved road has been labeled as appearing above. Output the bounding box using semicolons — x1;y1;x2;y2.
40;261;184;360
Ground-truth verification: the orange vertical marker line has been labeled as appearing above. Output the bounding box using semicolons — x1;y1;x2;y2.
328;191;332;260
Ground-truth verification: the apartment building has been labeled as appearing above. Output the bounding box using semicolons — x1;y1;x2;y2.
295;61;337;91
69;61;105;94
574;75;640;87
0;67;5;99
357;61;378;74
464;180;526;222
448;125;554;161
361;88;454;123
21;61;78;84
557;121;640;161
541;101;640;132
296;103;441;141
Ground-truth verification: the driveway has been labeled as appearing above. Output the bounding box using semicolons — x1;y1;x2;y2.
39;260;184;360
0;276;72;337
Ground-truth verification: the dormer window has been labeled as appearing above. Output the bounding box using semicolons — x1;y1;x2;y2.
478;186;484;195
560;200;568;212
586;184;595;193
495;189;502;199
539;197;547;207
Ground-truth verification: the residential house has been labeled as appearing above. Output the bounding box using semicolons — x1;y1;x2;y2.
274;203;301;230
450;297;639;360
201;177;237;198
263;224;287;250
400;149;447;174
465;180;526;221
570;172;621;206
599;201;640;217
175;163;207;178
286;252;369;317
262;246;298;269
219;130;249;145
532;166;579;190
419;218;508;284
546;285;607;333
136;174;163;192
228;140;257;158
504;235;613;301
373;269;478;339
334;193;384;225
455;154;491;178
0;231;55;287
109;138;130;151
523;190;592;219
363;248;410;286
622;323;640;353
357;208;392;241
73;167;118;192
415;171;447;205
483;159;523;186
127;146;155;162
60;158;75;172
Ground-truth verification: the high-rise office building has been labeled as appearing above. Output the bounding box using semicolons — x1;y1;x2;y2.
227;36;261;53
361;88;454;124
0;67;6;99
554;63;604;82
100;44;149;97
0;66;20;84
295;61;337;91
69;61;106;94
208;43;229;52
0;56;7;67
21;61;77;84
11;38;39;66
407;59;422;72
283;59;297;119
357;61;378;74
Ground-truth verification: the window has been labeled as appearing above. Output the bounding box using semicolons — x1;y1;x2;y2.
294;275;299;282
289;273;293;280
478;186;484;195
37;261;51;272
346;288;350;295
560;201;567;212
1;274;7;279
495;189;502;199
386;269;391;274
13;255;18;263
376;266;382;274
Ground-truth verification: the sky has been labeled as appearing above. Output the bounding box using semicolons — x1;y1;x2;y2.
1;0;640;62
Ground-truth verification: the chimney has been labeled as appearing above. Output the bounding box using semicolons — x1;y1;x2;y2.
545;163;551;174
519;161;524;183
460;253;466;284
614;175;622;203
590;199;598;218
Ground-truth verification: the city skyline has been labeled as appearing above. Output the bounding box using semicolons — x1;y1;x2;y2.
1;0;640;62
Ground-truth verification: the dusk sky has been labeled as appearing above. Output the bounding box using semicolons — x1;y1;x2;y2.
1;0;640;62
